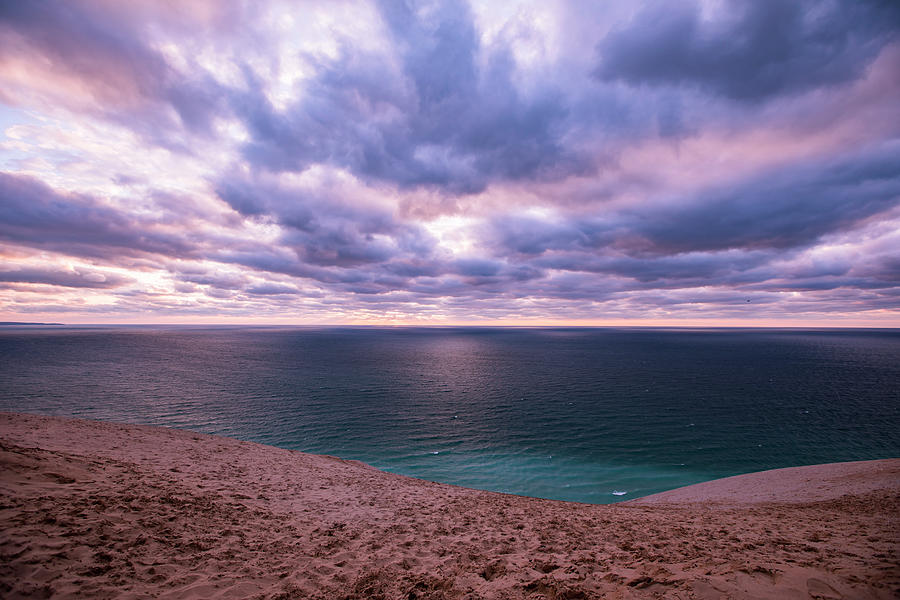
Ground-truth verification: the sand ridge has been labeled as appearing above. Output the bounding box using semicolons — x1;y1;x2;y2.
1;412;898;599
630;460;900;505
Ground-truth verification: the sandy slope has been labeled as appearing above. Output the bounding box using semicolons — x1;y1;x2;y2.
629;460;900;505
1;413;897;599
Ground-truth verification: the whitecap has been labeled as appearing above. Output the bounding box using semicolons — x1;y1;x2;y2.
611;490;628;496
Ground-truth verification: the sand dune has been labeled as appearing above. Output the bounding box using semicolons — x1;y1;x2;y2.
1;413;898;599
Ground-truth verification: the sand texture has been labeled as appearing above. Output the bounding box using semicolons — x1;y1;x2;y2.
1;413;898;599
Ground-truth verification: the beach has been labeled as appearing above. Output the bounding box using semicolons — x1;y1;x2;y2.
1;413;898;599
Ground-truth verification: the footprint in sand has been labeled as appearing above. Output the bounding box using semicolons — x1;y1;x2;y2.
807;577;843;599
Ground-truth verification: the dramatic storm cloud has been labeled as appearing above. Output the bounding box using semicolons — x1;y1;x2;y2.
595;0;900;101
1;0;898;324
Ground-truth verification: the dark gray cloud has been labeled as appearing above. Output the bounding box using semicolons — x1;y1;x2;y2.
850;253;900;284
533;250;770;285
595;0;900;101
631;142;900;255
0;267;130;289
232;0;590;193
0;173;193;259
489;141;900;261
215;174;436;269
245;283;300;296
452;258;502;277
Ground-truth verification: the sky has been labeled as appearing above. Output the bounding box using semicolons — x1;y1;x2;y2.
1;0;899;326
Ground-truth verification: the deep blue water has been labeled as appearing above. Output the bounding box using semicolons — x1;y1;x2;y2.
1;326;898;503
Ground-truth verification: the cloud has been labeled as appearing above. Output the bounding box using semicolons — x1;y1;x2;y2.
594;0;900;102
0;173;193;259
452;258;502;277
176;269;247;290
1;1;898;324
488;140;900;260
0;1;229;142
630;141;900;255
533;249;771;286
245;283;299;296
0;266;130;288
215;172;436;269
232;0;591;193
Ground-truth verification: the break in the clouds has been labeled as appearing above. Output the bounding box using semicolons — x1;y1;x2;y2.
1;0;898;325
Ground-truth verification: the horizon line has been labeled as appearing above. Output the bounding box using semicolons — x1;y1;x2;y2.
2;321;898;330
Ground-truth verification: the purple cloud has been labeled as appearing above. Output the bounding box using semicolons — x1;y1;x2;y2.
595;0;900;102
487;141;900;258
0;267;130;289
0;173;193;259
0;0;898;324
230;0;591;194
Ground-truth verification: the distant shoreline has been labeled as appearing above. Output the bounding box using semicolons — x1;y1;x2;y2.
2;412;897;598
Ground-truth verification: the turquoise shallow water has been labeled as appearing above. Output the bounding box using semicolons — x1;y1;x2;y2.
1;326;898;503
